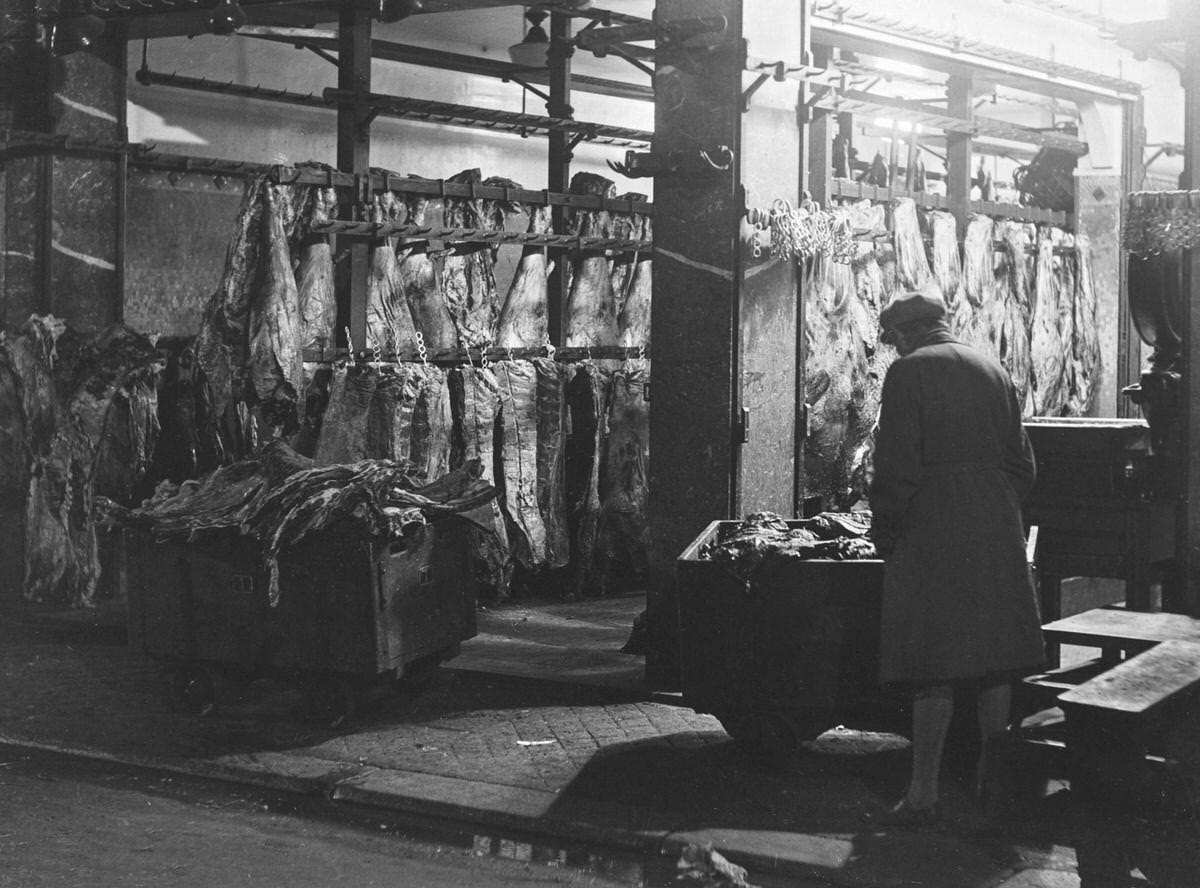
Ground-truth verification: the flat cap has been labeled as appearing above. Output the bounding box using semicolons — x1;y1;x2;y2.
878;288;947;331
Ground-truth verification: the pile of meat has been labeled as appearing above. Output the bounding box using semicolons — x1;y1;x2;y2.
701;510;877;588
0;315;163;608
188;168;651;601
103;440;498;606
805;198;1100;511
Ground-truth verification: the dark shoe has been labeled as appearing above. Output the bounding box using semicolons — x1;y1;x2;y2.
861;798;942;829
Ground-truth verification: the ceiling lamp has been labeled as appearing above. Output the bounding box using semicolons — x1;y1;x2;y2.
508;9;549;69
208;0;247;36
376;0;422;23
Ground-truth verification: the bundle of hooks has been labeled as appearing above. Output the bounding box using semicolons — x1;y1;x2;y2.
746;198;857;264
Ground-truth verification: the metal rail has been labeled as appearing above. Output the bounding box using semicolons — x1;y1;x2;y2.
321;87;653;147
311;219;652;253
241;28;653;103
808;85;1089;154
828;177;1068;225
134;69;651;148
304;345;650;365
277;166;654;214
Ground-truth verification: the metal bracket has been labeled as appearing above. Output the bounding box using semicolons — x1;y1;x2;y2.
733;407;750;444
508;77;551;104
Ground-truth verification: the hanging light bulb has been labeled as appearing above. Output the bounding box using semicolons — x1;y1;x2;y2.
208;0;247;36
508;9;549;69
376;0;422;23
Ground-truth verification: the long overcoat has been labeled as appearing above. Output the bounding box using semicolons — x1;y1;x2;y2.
869;326;1044;684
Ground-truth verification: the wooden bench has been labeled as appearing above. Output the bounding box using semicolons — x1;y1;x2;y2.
1042;607;1200;660
1057;639;1200;805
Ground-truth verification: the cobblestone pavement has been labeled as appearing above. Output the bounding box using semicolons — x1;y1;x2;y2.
3;612;1199;888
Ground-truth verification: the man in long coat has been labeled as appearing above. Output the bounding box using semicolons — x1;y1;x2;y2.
867;288;1044;827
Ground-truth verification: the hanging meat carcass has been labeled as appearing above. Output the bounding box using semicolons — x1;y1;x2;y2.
844;242;894;504
1030;228;1066;416
494;359;548;568
617;213;652;349
564;173;620;348
313;364;379;464
195;176;268;422
442;170;515;349
366;186;419;358
804;254;867;509
495;205;555;350
400;186;460;356
609;193;648;319
297;183;339;352
891;197;931;292
928;211;962;308
247;183;307;434
536;360;570;569
565;361;613;596
1066;232;1101;416
1053;230;1080;414
997;221;1034;413
596;359;650;593
950;215;1003;361
453;364;512;596
23;323;161;607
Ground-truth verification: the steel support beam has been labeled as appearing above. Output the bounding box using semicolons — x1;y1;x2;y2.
336;2;370;355
946;75;974;233
546;11;573;347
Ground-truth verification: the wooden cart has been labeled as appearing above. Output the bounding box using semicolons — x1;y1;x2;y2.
123;519;477;726
675;520;905;755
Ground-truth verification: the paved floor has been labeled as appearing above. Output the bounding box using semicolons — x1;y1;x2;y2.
2;598;1199;888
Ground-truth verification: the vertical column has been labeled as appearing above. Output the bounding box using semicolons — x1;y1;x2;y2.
807;46;832;207
1178;38;1200;616
946;75;974;233
546;11;572;346
337;2;371;355
647;0;742;687
1119;97;1147;419
646;0;802;687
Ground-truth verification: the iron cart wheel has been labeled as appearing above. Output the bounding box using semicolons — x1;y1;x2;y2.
171;663;217;717
303;675;358;729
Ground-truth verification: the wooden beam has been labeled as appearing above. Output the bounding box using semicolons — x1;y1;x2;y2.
1179;36;1200;616
946;74;973;233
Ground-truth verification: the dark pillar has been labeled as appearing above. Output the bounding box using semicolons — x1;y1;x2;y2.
546;11;572;346
647;0;802;688
337;2;371;355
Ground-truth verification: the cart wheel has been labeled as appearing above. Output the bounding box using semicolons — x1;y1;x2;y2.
303;676;357;729
717;709;798;757
171;664;217;717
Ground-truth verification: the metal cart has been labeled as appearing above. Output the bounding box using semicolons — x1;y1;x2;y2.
123;518;477;726
675;519;905;754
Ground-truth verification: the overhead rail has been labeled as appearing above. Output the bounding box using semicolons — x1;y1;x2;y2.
812;8;1141;103
0;130;656;218
310;220;653;254
322;87;654;146
827;177;1069;225
808;85;1089;154
276;165;655;214
134;68;652;148
239;26;653;103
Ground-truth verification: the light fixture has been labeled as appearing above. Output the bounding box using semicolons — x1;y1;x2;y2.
508;9;549;69
208;0;247;36
376;0;422;23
